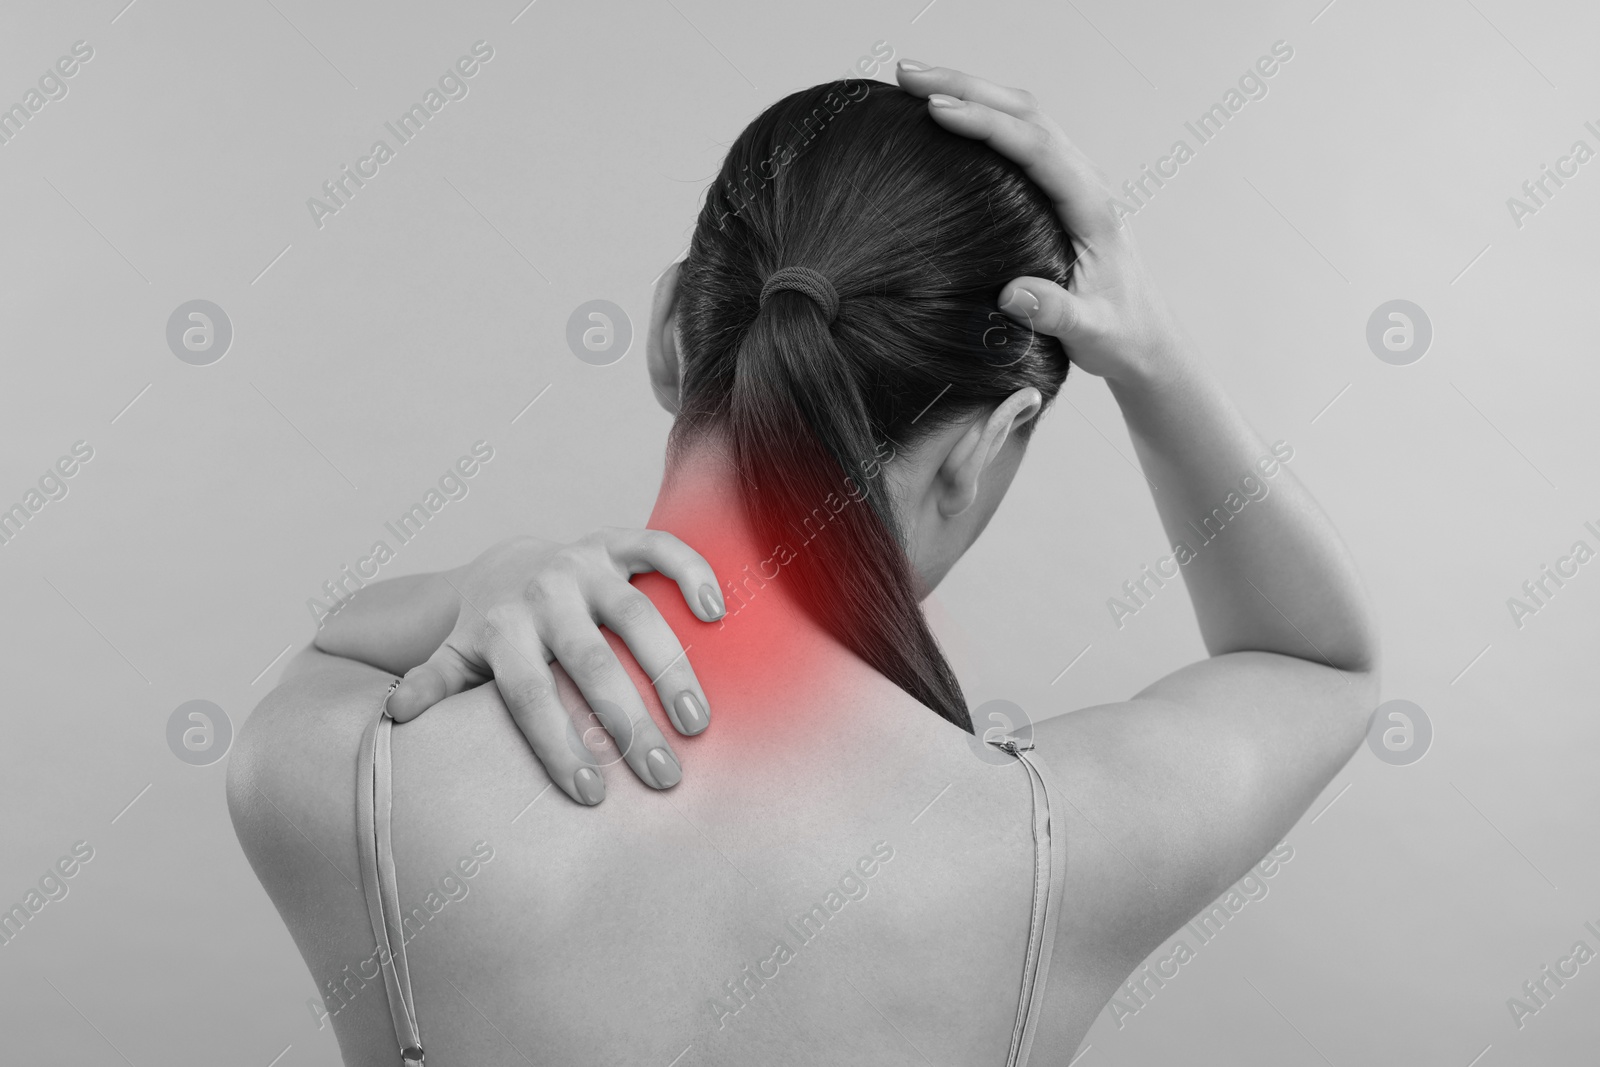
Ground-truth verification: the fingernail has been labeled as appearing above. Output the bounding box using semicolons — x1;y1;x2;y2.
1000;287;1039;315
574;767;605;806
675;691;707;734
698;583;725;620
898;59;930;72
928;93;961;109
646;747;682;788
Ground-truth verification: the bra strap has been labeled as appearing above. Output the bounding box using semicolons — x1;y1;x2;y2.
989;737;1069;1067
356;680;426;1065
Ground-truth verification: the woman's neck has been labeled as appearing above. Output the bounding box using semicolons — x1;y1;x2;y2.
632;438;859;707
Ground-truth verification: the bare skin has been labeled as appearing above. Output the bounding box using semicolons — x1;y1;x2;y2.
228;64;1380;1065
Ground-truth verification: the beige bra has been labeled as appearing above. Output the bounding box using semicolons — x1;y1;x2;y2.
356;686;1069;1066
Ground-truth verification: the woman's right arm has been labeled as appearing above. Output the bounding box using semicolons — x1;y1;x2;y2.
904;63;1375;677
1107;341;1375;671
313;572;460;676
309;531;726;805
900;63;1379;960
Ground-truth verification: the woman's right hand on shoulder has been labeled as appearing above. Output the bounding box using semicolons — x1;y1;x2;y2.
388;530;725;806
895;61;1186;387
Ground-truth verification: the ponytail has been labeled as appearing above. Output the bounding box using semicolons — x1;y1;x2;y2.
730;285;971;730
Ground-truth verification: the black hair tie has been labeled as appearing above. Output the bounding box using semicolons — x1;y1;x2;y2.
760;266;840;324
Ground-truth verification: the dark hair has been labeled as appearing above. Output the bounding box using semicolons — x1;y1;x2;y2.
671;81;1074;731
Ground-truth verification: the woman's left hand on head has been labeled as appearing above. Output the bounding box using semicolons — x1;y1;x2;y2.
894;61;1187;387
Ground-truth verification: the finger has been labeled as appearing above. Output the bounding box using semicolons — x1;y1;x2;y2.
894;61;1039;119
538;602;684;791
921;95;1118;243
598;527;725;622
386;637;489;721
593;585;710;736
997;276;1096;345
478;622;610;807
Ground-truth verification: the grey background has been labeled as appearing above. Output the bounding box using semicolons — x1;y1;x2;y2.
1;0;1596;1063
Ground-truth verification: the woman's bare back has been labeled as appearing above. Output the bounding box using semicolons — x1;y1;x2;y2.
229;644;1158;1066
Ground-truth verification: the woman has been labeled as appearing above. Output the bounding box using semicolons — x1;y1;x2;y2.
228;64;1378;1065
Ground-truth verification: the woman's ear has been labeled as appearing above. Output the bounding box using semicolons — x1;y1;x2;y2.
936;387;1042;517
647;259;684;414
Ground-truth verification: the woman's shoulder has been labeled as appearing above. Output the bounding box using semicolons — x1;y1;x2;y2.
227;644;530;927
226;647;392;855
225;647;410;1062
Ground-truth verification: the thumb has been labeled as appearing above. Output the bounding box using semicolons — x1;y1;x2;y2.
386;637;487;721
997;277;1092;343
